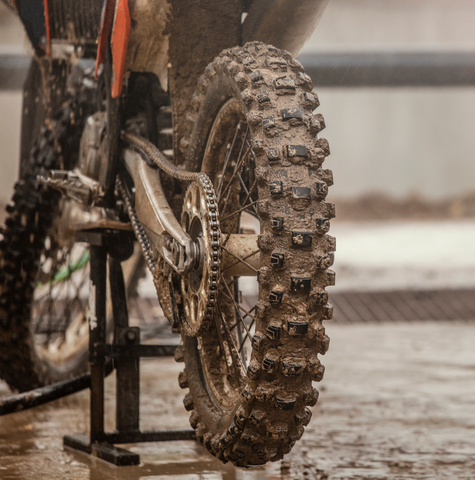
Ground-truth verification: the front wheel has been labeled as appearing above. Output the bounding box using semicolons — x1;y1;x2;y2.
0;97;144;392
0;102;92;391
177;42;335;466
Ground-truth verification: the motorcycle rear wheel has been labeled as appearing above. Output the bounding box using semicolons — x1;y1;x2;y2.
177;42;335;466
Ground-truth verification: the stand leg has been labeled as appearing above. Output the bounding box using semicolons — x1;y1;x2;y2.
109;258;140;433
89;245;107;443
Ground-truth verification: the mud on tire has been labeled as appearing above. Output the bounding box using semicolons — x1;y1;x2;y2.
176;42;335;466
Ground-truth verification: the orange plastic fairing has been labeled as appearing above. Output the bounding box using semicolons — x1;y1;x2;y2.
43;0;51;55
110;0;131;98
95;0;116;79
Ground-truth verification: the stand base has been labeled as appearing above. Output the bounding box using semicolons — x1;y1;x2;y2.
64;434;139;465
62;238;196;467
64;429;196;466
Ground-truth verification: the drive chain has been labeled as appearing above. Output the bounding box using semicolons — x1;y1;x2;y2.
120;132;221;328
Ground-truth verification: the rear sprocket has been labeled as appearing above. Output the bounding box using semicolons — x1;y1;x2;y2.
180;177;221;336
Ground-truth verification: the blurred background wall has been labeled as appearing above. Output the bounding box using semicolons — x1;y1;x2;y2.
302;0;475;203
0;2;28;203
0;0;474;206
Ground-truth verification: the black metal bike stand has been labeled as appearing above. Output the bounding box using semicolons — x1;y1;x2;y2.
63;232;195;466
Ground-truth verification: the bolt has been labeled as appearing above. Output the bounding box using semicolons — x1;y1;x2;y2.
125;328;137;343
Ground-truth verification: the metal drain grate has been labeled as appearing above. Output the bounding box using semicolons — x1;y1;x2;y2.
128;289;475;327
331;289;475;323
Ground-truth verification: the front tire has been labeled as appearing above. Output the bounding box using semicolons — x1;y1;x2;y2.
177;42;335;466
0;97;144;392
0;102;92;391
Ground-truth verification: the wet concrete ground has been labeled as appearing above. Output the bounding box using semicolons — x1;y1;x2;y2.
0;320;474;480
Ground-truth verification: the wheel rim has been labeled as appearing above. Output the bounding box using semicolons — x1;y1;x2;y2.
33;231;90;368
197;98;260;411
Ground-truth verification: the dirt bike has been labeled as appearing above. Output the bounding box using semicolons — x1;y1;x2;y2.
0;0;335;466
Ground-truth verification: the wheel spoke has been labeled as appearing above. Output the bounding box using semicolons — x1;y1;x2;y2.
214;302;246;379
219;280;257;327
236;172;258;216
220;199;258;223
218;280;255;362
218;135;251;212
238;318;255;354
219;281;256;355
216;122;242;199
221;178;258;248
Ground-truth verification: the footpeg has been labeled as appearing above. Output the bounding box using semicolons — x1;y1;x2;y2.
38;170;130;236
38;170;104;204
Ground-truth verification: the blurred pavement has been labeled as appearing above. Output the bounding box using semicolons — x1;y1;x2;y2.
331;220;475;292
0;320;474;480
